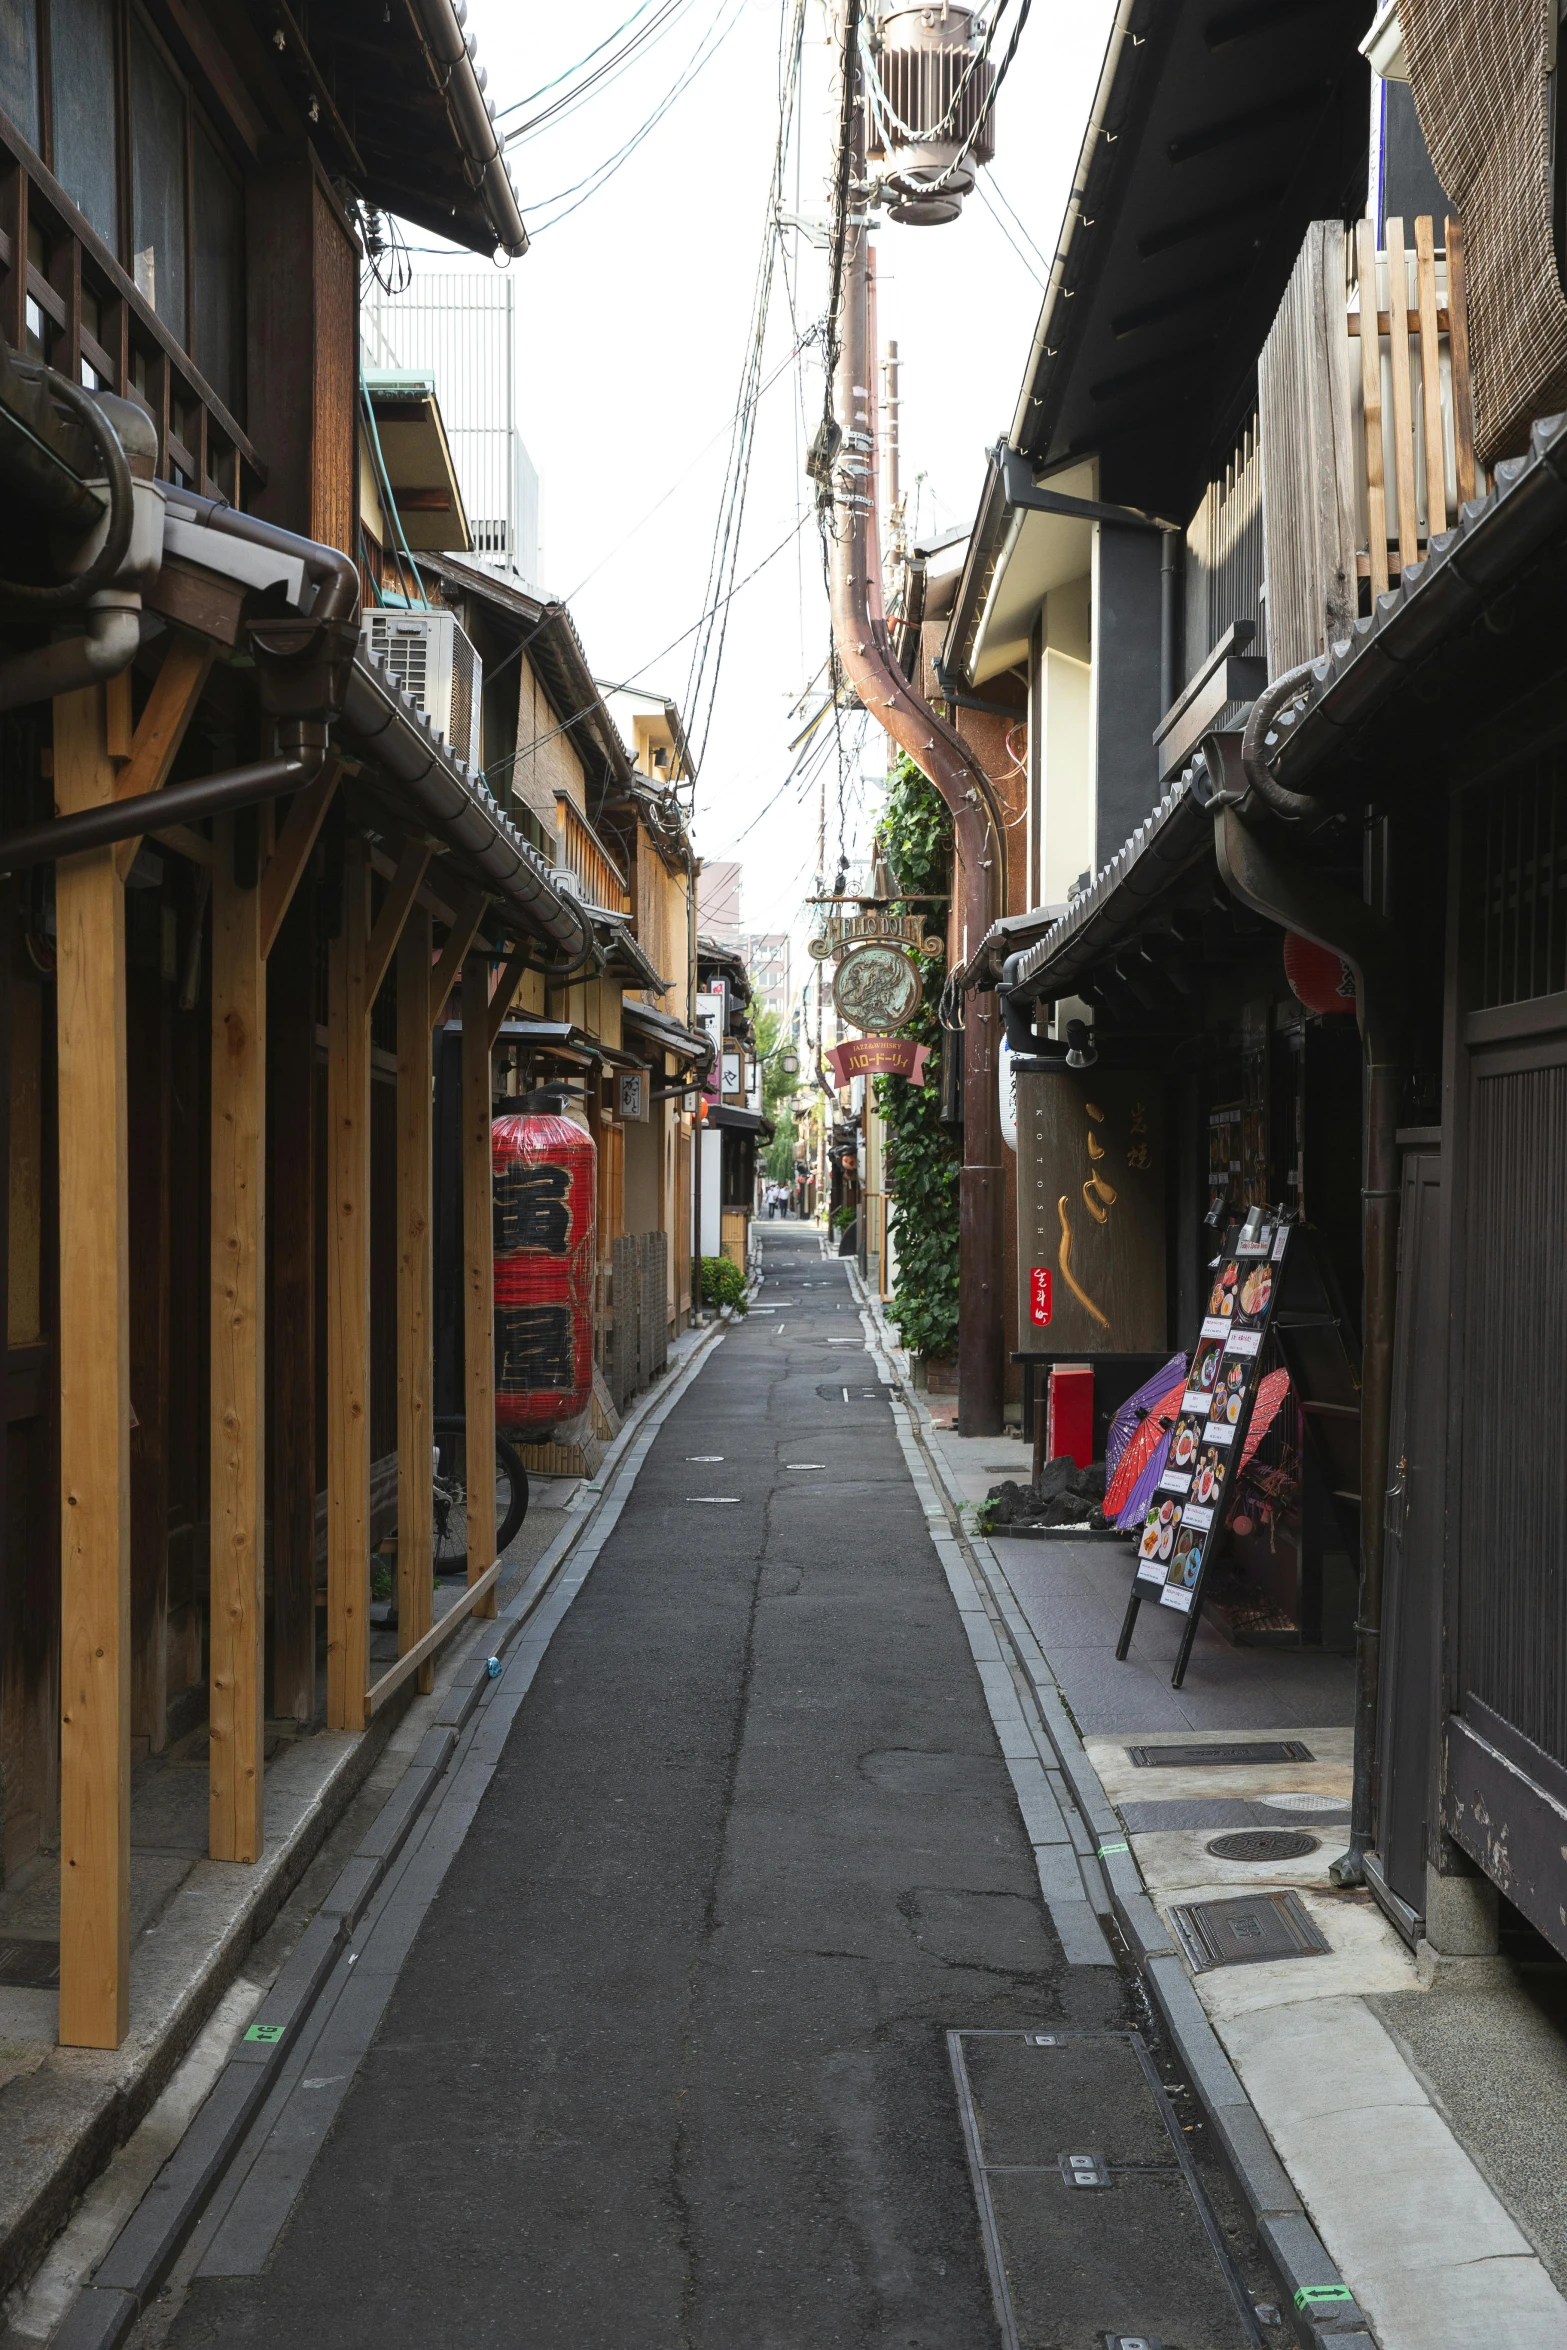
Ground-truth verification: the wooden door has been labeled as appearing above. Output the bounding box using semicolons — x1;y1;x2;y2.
1440;760;1567;1950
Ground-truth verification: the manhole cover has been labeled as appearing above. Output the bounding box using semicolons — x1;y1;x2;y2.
1205;1829;1320;1863
815;1383;887;1402
1127;1740;1314;1769
1169;1890;1329;1971
0;1938;59;1988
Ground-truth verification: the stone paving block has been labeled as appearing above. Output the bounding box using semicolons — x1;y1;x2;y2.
1143;1954;1249;2111
47;2285;138;2350
1210;2099;1303;2221
1045;1895;1116;1967
1005;1756;1071;1845
232;1916;346;2060
93;2064;270;2304
318;1853;382;1927
355;1759;443;1863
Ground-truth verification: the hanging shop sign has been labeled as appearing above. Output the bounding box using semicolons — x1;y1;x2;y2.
807;904;944;961
1118;1213;1293;1684
831;940;925;1032
617;1069;648;1121
1284;931;1357;1016
1014;1066;1166;1351
825;1035;930;1087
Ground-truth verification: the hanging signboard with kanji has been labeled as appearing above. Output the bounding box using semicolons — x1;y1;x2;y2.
1014;1067;1166;1352
1117;1211;1294;1687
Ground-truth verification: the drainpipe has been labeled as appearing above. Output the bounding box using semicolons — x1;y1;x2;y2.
0;372;163;710
826;0;1007;1433
1208;780;1405;1887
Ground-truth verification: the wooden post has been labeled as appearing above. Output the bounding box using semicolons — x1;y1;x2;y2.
460;955;496;1612
209;814;267;1861
54;685;131;2049
396;908;435;1691
267;884;318;1723
326;839;371;1728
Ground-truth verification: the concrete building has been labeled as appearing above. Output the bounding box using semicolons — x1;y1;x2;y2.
696;859;743;942
743;931;791;1024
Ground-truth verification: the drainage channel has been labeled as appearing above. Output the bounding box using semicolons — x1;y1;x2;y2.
951;2027;1266;2350
891;1398;1294;2350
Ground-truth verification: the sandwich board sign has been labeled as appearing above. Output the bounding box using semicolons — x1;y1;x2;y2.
1117;1211;1293;1686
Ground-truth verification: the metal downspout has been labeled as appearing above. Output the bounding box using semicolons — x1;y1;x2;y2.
1212;800;1406;1886
827;0;1007;1433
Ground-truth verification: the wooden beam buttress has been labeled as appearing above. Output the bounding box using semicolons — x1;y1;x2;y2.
259;762;339;960
110;637;215;881
326;840;371;1729
209;815;267;1860
460;956;497;1612
486;941;533;1050
429;893;488;1029
396;907;435;1692
55;684;132;2049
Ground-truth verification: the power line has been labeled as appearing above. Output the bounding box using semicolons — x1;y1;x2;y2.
681;0;810;773
496;1;686;138
519;0;747;235
484;512;812;790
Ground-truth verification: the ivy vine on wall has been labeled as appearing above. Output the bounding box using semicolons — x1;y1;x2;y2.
875;756;961;1361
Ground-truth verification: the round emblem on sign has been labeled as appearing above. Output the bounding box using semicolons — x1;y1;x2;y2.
832;942;922;1033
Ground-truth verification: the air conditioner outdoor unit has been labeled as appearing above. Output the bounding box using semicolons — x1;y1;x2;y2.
362;608;483;773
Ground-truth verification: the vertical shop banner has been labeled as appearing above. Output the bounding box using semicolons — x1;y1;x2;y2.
1014;1067;1166;1352
1130;1217;1291;1615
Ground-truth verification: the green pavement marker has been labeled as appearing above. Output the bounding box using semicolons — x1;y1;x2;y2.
1097;1841;1129;1858
1294;2284;1354;2309
244;2023;285;2044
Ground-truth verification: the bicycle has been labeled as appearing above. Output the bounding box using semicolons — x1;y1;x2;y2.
431;1415;530;1579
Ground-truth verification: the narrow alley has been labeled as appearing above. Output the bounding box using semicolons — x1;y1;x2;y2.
112;1224;1266;2350
5;4;1567;2345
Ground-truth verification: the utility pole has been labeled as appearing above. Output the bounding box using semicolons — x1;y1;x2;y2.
823;0;1005;1433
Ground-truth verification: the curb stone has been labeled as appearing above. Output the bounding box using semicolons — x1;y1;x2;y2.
41;1320;727;2350
844;1265;1370;2350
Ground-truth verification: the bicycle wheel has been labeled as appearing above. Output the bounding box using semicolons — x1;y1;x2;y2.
430;1417;530;1578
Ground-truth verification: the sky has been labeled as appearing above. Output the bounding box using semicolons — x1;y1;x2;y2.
397;0;1116;966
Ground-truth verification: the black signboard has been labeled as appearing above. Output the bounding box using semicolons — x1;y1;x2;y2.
1116;1212;1293;1687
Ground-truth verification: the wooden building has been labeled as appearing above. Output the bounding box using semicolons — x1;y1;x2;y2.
0;0;585;2050
936;0;1567;1965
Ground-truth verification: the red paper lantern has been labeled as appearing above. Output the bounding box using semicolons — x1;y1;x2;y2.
491;1111;597;1435
1283;931;1357;1015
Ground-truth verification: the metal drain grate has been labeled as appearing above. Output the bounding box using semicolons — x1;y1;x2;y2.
1170;1890;1329;1971
947;2028;1258;2350
1205;1829;1320;1863
1127;1741;1314;1768
0;1937;59;1988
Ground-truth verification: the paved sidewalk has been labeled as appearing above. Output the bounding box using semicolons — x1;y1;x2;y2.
892;1332;1567;2350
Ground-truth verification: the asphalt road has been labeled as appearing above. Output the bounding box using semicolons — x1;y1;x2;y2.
159;1225;1127;2349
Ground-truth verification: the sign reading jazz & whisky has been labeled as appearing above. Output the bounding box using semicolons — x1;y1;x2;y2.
1014;1066;1165;1353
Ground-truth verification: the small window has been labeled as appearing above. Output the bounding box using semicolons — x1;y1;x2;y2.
192;126;241;412
51;0;118;248
0;0;40;149
130;17;186;340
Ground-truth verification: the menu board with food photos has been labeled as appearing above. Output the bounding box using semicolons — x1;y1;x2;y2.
1117;1212;1293;1685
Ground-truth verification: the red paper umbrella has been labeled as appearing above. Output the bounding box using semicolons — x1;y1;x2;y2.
1104;1374;1187;1520
1238;1368;1292;1473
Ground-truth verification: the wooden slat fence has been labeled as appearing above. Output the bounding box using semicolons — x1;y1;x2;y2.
1259;214;1484;678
